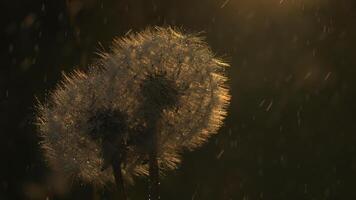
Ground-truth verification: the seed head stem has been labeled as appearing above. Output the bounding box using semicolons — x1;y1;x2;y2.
149;129;159;200
111;155;128;200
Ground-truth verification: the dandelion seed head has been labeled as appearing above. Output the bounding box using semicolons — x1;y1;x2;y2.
36;27;230;185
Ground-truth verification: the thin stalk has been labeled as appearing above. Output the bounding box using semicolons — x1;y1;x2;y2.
111;157;128;200
149;129;159;200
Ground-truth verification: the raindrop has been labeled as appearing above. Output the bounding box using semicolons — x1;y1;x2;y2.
266;100;273;112
58;13;64;21
216;149;224;159
34;44;39;52
304;72;312;80
259;99;265;107
243;194;249;200
304;184;308;194
324;72;331;81
297;107;302;127
220;0;230;8
8;44;14;53
41;3;45;12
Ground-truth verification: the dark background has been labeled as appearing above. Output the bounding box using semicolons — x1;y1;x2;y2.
1;0;356;199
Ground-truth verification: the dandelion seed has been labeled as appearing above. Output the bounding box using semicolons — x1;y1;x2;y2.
36;27;230;198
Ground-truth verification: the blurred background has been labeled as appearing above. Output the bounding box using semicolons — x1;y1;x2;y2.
1;0;356;199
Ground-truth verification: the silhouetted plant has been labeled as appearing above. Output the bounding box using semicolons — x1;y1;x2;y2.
36;27;230;199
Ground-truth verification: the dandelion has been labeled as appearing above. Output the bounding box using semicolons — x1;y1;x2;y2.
36;27;230;199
